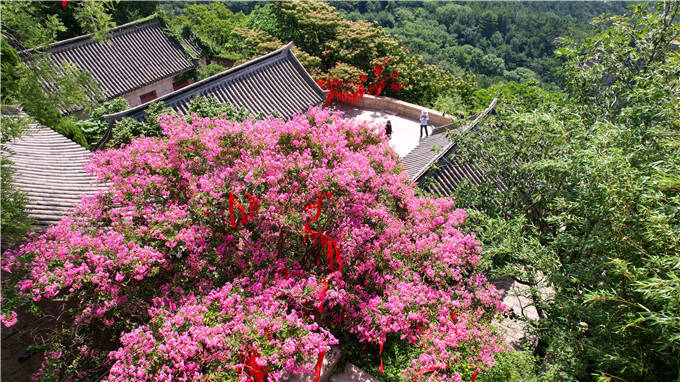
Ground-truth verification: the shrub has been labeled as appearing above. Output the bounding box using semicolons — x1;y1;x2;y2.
477;351;537;382
54;117;88;147
198;63;228;80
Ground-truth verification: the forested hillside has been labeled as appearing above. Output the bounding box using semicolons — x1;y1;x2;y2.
334;1;633;86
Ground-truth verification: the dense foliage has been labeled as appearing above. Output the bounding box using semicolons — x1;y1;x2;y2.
2;107;505;381
108;96;252;149
449;2;680;380
0;112;32;248
335;1;632;86
163;1;476;109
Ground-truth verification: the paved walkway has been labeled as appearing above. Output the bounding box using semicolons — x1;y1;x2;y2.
334;104;436;158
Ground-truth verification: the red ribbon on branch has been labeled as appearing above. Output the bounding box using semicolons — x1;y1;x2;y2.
312;351;326;382
379;342;384;373
317;278;329;313
229;192;247;228
229;192;260;227
245;193;259;220
243;348;266;382
62;1;68;7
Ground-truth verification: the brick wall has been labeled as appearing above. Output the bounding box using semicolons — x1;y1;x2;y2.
122;76;176;108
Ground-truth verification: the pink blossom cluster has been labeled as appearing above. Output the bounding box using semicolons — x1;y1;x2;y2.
107;277;337;381
2;106;506;381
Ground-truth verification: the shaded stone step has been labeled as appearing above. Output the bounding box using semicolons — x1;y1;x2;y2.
285;346;342;382
330;362;378;382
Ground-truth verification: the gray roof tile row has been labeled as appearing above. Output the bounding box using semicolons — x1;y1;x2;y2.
402;98;498;197
104;43;328;123
3;124;105;227
24;19;197;101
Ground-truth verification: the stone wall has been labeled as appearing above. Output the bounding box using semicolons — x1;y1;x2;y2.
122;76;176;108
353;95;451;126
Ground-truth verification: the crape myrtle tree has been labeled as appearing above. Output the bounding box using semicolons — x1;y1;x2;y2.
1;107;506;381
451;1;680;380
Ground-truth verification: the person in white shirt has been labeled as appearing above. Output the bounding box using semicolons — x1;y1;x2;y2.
419;111;429;139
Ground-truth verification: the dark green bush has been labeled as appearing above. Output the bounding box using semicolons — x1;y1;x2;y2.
477;351;537;382
54;117;88;147
198;63;227;80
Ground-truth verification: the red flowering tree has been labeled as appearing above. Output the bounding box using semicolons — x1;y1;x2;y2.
316;59;406;105
2;108;505;381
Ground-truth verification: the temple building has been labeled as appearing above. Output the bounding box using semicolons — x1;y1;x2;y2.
104;42;327;124
22;18;200;109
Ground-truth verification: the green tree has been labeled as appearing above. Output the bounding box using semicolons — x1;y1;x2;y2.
1;1;112;144
451;2;680;380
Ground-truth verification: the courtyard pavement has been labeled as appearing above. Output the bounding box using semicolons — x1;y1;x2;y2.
334;104;438;158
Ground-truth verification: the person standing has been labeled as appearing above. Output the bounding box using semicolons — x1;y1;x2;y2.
385;120;392;139
419;111;429;139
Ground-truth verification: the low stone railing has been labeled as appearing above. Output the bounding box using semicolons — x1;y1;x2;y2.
352;95;451;126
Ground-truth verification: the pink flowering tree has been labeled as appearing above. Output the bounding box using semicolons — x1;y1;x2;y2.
2;107;505;381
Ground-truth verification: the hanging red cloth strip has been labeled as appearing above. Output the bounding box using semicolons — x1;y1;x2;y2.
471;370;479;382
245;193;260;220
229;192;248;228
244;349;266;382
312;351;326;382
317;278;329;313
379;342;384;373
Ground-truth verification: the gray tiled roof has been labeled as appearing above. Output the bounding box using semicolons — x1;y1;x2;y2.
402;98;498;197
3;123;105;228
23;19;197;101
103;42;328;124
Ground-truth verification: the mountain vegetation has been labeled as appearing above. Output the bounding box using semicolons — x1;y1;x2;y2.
450;2;680;380
334;1;633;87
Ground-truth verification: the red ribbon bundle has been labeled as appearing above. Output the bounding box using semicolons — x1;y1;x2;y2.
302;192;342;272
313;351;326;382
62;1;68;7
229;192;260;227
243;348;266;382
302;223;342;272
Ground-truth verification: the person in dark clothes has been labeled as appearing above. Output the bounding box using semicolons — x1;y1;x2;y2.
385;120;392;139
419;111;429;139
